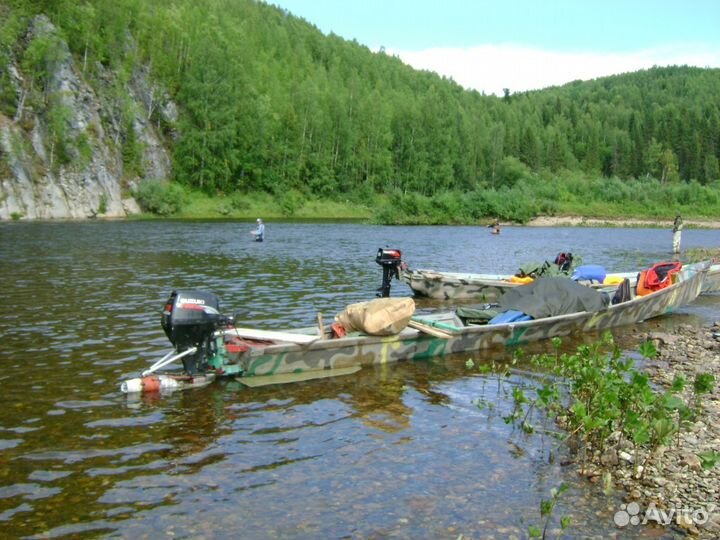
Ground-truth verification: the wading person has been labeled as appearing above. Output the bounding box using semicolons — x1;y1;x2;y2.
672;214;683;254
251;218;265;242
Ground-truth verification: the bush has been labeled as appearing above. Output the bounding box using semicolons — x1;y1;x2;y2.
431;191;464;223
373;191;435;224
279;189;305;216
133;180;185;215
496;156;532;188
228;191;250;211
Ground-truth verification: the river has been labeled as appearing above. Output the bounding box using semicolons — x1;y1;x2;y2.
0;220;718;539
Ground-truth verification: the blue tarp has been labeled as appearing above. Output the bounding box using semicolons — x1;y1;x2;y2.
488;310;533;325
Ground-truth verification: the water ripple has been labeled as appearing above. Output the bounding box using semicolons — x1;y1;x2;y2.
55;400;116;409
0;483;61;500
0;503;33;522
22;443;174;464
85;412;165;428
0;439;23;450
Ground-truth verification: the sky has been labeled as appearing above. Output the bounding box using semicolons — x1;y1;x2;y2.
269;0;720;95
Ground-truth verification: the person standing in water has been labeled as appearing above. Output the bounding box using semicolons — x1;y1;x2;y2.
488;218;500;234
251;218;265;242
672;214;683;254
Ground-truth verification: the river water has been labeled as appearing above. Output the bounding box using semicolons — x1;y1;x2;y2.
0;221;718;539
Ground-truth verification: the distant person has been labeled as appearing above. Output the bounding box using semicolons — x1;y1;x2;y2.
672;214;683;254
488;218;500;235
251;218;265;242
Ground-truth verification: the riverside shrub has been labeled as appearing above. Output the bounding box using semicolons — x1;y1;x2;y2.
133;180;185;216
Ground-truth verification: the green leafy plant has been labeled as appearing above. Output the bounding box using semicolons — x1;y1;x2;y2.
121;116;143;176
98;193;108;215
686;372;715;422
638;340;657;359
497;334;713;482
46;100;73;167
698;451;720;470
528;483;571;539
133;179;185;216
693;373;715;395
278;190;305;216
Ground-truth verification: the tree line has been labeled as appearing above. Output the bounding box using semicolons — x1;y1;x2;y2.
2;0;720;221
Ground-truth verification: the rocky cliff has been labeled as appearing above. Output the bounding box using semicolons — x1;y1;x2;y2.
0;15;175;220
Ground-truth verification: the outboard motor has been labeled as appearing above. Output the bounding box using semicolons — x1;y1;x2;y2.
376;248;402;297
161;290;230;374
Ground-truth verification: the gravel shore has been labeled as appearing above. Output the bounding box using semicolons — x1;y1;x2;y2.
578;322;720;537
526;216;720;229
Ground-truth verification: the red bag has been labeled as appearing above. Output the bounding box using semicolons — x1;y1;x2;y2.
636;262;682;296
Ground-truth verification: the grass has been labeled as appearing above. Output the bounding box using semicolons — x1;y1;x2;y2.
129;175;720;225
132;191;720;225
171;190;373;221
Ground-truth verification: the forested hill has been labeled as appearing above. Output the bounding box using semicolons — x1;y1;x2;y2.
2;0;720;222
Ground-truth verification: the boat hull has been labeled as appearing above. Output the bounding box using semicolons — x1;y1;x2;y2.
401;264;718;300
701;263;720;293
238;268;705;378
400;269;521;301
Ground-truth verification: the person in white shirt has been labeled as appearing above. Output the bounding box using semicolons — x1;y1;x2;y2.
251;218;265;242
672;214;682;254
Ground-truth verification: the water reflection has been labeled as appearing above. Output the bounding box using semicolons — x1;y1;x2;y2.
0;221;717;538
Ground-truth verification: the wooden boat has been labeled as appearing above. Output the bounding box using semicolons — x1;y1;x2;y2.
120;265;706;392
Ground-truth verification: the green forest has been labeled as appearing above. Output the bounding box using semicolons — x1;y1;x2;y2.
2;0;720;223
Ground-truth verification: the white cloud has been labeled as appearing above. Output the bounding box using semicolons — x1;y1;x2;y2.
387;44;720;96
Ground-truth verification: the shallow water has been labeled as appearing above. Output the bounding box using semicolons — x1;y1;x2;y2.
0;221;717;539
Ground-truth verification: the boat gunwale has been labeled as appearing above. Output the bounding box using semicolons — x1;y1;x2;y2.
240;267;706;358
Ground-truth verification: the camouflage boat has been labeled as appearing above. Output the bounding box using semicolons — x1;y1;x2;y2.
120;265;706;393
701;263;720;293
398;251;580;301
401;261;720;301
399;268;635;301
400;268;523;301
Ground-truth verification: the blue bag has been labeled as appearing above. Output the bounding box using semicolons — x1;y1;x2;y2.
571;264;607;283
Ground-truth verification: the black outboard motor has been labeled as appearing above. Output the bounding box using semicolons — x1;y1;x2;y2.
376;248;402;297
161;290;228;374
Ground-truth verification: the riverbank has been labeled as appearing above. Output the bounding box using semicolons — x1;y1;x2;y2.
130;184;720;226
577;323;720;537
527;216;720;229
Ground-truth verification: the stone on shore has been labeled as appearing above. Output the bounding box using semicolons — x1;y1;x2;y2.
581;324;720;538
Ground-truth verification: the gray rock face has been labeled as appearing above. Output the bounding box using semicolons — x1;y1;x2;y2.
0;15;173;220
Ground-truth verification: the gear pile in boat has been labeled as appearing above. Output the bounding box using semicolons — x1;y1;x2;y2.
515;251;578;279
456;277;611;325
